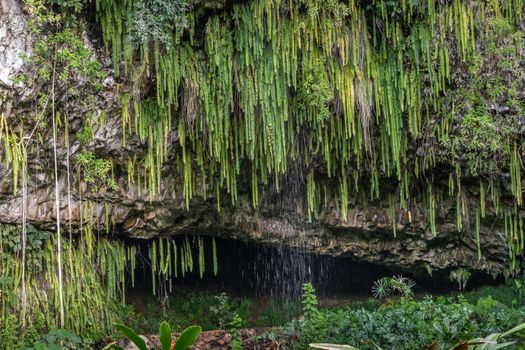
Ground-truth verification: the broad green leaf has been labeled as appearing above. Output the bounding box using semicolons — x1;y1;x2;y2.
115;324;147;350
102;342;125;350
500;322;525;338
33;343;52;350
174;325;202;350
160;321;173;350
310;344;361;350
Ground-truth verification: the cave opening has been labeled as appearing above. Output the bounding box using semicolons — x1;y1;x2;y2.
121;235;503;306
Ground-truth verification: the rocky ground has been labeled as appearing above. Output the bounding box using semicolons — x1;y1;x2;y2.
115;328;288;350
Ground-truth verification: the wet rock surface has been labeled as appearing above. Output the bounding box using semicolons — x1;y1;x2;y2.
0;0;31;88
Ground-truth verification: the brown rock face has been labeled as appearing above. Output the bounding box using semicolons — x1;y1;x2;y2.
0;157;509;278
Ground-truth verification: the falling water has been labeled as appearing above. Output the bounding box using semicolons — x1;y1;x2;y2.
245;161;330;299
213;238;397;299
126;235;396;300
126;162;395;300
240;243;332;299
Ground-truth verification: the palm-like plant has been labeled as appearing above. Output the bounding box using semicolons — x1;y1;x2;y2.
371;278;390;299
392;275;416;298
371;275;416;299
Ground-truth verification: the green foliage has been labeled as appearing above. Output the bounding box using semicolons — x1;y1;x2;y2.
127;291;303;334
0;224;51;271
147;236;213;297
110;322;201;350
22;314;48;349
30;29;106;86
0;320;91;350
128;0;189;47
0;115;27;194
461;285;522;307
209;292;239;329
371;275;415;299
0;313;50;350
0;315;19;350
300;283;326;348
75;151;118;191
0;223;137;342
440;104;511;176
159;321;172;350
441;16;524;179
309;322;525;350
514;274;525;301
229;314;243;350
46;0;84;13
256;300;302;327
298;57;334;123
173;325;201;350
131;291;252;333
302;283;321;325
289;295;525;350
75;118;95;145
44;0;85;26
449;268;471;291
448;322;525;350
23;0;64;30
28;329;92;350
117;324;148;350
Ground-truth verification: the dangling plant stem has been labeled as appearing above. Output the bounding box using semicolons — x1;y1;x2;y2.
51;56;65;328
20;139;27;329
65;114;74;276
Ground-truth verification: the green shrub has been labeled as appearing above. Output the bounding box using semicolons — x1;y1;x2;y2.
513;274;525;301
299;283;326;348
229;314;243;350
28;328;92;350
256;300;302;327
128;0;189;47
130;292;252;333
310;321;525;350
289;294;525;350
0;315;19;350
461;285;521;307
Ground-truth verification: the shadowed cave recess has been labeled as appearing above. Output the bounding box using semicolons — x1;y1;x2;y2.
122;235;501;301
